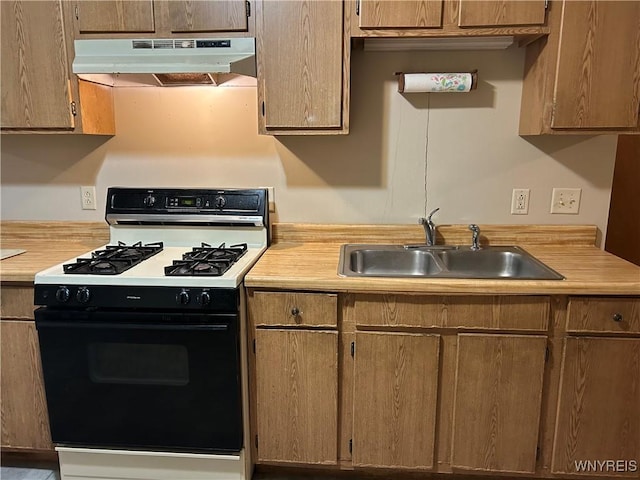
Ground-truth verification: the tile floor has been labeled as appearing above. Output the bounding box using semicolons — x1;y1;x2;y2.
0;466;59;480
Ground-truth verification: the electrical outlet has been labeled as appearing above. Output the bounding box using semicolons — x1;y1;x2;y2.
550;188;581;214
80;186;97;210
511;188;530;215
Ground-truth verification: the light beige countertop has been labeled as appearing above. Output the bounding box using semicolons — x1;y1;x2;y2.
245;224;640;295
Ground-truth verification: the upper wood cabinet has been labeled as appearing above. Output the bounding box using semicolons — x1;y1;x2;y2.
256;0;348;135
349;0;549;37
520;0;640;135
458;0;547;27
73;0;251;37
1;0;114;134
451;334;547;474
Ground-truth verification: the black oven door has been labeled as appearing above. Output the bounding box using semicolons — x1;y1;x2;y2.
35;307;242;453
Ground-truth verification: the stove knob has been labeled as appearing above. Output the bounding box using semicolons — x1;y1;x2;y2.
177;289;190;305
55;286;70;303
214;196;226;209
198;291;211;306
143;195;156;207
76;287;91;304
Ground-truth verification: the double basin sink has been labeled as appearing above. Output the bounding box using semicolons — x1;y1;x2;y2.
338;244;563;280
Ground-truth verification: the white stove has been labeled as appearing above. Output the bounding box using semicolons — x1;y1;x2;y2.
33;187;269;480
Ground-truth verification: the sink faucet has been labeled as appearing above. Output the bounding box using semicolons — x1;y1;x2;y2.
419;208;440;246
469;224;481;250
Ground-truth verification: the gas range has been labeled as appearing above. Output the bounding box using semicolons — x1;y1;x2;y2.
34;187;269;309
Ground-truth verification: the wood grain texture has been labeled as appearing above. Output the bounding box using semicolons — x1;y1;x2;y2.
567;297;640;335
552;337;640;476
76;0;155;33
271;223;598;246
255;329;338;465
250;291;337;327
168;0;247;33
458;0;546;27
452;334;547;473
0;320;53;450
606;136;640;266
359;0;443;29
353;294;549;331
78;80;115;135
258;0;343;129
352;332;439;469
0;286;35;319
1;0;73;129
552;1;640;129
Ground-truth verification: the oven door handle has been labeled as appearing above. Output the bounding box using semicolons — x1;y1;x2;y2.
36;320;229;332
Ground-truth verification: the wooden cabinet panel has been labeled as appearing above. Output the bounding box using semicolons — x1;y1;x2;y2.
1;0;73;129
75;0;155;33
1;320;52;450
552;337;640;476
354;294;549;331
352;332;439;469
359;0;443;29
0;286;35;319
452;334;547;473
168;0;247;33
258;0;343;130
458;0;547;27
251;291;337;327
567;297;640;335
552;1;640;129
255;329;338;465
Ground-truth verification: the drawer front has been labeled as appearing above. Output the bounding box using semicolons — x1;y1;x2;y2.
251;291;337;327
354;295;549;331
0;286;35;319
567;296;640;335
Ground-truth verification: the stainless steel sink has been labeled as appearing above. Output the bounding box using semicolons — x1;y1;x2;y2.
338;245;563;280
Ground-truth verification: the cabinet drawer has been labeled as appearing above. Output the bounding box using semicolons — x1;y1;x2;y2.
354;295;549;331
0;286;35;319
567;296;640;335
251;292;337;327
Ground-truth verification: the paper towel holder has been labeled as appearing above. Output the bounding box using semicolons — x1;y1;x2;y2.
395;70;478;93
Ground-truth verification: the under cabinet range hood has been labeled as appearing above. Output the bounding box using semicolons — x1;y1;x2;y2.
72;38;256;86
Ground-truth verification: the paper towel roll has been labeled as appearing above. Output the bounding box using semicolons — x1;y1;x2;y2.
398;72;477;93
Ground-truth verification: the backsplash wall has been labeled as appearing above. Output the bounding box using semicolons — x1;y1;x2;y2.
1;46;617;241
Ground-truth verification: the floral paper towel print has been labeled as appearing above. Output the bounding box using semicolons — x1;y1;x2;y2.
429;73;473;92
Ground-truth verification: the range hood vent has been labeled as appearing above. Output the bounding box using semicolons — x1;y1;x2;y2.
72;38;256;80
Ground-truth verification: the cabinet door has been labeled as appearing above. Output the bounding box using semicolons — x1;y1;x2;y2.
254;329;338;464
353;332;440;469
258;0;343;130
458;0;547;27
75;0;155;33
1;0;73;129
552;1;640;129
452;334;547;473
1;320;53;450
359;0;443;29
168;0;248;33
552;337;640;476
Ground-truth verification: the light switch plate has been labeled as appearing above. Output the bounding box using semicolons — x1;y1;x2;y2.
550;188;581;214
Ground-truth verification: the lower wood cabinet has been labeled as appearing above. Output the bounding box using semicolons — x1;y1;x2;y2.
0;319;52;451
254;328;338;465
552;337;640;476
352;332;439;470
451;334;547;474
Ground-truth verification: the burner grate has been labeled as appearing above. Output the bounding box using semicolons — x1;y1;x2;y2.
165;243;248;277
64;241;163;275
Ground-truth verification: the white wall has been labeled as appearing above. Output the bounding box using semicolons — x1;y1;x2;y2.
1;46;617;241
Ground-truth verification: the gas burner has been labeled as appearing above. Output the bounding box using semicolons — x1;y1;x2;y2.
63;241;164;275
165;243;248;277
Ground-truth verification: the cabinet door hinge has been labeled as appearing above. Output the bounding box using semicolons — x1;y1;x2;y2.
255;435;258;449
75;5;79;20
246;1;251;17
70;101;77;116
351;341;355;357
355;0;360;16
545;345;550;363
253;338;256;353
349;439;353;454
544;0;549;9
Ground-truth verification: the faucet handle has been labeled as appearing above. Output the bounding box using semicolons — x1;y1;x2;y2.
426;207;440;222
